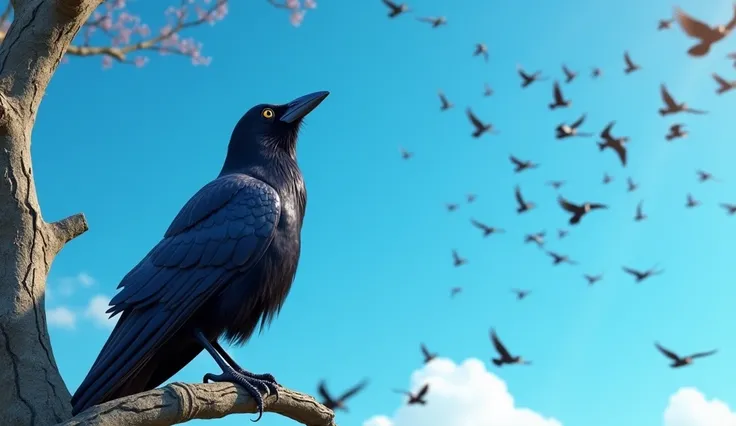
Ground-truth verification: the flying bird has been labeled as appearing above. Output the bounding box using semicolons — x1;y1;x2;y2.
517;65;546;87
420;343;438;364
665;124;688;141
591;67;602;78
446;203;459;212
584;274;603;286
634;201;647;221
674;5;736;57
562;64;578;83
558;228;569;239
490;328;530;366
658;18;675;30
473;43;489;61
483;83;494;97
686;193;701;208
69;91;330;419
721;203;736;215
450;286;463;298
467;193;476;203
514;186;535;213
556;114;591;139
659;84;707;115
558;195;607;225
512;289;531;300
623;51;641;73
400;147;413;159
546;251;577;265
712;72;736;94
549;81;572;109
547;180;565;190
471;219;505;237
382;0;409;18
452;250;467;267
627;177;639;192
622;265;663;283
318;379;369;412
510;155;539;173
524;231;545;247
602;173;614;185
597;121;629;166
394;384;429;405
467;108;497;137
438;90;453;111
697;169;721;183
655;342;717;368
417;16;446;27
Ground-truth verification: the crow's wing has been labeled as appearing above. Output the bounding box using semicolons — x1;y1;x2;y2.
415;383;430;399
514;186;525;205
655;342;681;361
674;8;713;39
466;108;485;129
382;0;399;9
553;82;563;101
571;114;586;128
622;266;640;276
557;195;580;213
726;4;736;31
338;379;369;401
601;121;615;139
70;174;281;413
509;155;524;166
589;202;608;210
690;349;718;359
420;343;431;357
318;381;334;404
660;84;677;107
713;73;729;87
610;142;627;166
490;328;512;358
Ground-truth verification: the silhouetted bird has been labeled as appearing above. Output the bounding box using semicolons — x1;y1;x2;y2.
556;114;591;139
558;195;607;225
473;43;489;62
446;202;459;212
591;67;602;78
417;16;446;27
622;265;663;283
675;5;736;57
634;201;647;221
546;251;577;265
467;193;477;203
597;121;629;166
512;289;531;300
318;379;369;412
659;84;707;115
450;286;463;298
394;384;429;405
437;90;453;111
420;343;437;364
514;186;535;214
686;193;701;208
471;219;505;237
665;124;688;141
549;81;571;109
467;108;497;137
452;250;467;267
70;91;330;419
658;18;674;30
524;231;545;247
602;173;614;185
547;180;565;190
627;177;639;192
562;64;578;83
400;147;413;159
558;228;569;239
584;274;603;286
623;51;641;74
697;169;721;182
655;342;717;368
713;72;736;94
721;203;736;215
490;328;530;367
517;65;547;87
382;0;409;18
510;155;539;173
483;83;494;97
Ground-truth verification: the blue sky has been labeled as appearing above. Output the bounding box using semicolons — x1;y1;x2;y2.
36;0;736;425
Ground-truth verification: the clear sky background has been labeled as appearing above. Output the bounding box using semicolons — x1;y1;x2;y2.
35;0;736;425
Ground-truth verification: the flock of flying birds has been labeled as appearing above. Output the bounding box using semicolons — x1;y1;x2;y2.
313;1;736;416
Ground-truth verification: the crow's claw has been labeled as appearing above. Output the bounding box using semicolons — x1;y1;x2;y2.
203;369;272;422
236;370;280;402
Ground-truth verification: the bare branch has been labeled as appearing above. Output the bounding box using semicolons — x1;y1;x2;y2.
56;382;337;426
48;212;88;250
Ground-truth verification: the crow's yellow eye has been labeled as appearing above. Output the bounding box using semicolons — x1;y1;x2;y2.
262;108;274;119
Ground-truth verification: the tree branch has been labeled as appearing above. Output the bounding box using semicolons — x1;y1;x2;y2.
55;383;337;426
48;213;88;251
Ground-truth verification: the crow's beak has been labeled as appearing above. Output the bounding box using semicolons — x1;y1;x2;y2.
280;91;330;123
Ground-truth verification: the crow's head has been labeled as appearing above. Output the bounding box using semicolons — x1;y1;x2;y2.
228;91;329;160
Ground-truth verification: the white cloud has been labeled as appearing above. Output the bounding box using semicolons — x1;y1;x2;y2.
47;306;76;330
56;272;96;296
664;388;736;426
76;272;95;287
84;295;118;329
363;358;563;426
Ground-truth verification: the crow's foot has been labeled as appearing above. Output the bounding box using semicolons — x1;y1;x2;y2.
203;367;279;422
